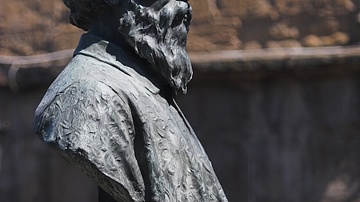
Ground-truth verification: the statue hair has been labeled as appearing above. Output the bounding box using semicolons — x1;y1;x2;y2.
64;0;193;93
63;0;122;31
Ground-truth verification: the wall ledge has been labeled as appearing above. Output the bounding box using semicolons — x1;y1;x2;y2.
189;45;360;73
2;45;360;90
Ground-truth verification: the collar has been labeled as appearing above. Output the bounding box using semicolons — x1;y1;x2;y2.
74;34;161;94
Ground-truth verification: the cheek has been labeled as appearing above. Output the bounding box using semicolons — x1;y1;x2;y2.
178;25;188;46
166;25;188;47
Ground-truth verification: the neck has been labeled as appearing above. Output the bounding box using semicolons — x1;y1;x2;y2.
87;8;133;53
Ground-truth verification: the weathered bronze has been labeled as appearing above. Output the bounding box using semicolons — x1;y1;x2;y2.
34;0;228;201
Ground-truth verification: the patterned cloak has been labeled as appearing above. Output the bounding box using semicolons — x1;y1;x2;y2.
34;34;228;202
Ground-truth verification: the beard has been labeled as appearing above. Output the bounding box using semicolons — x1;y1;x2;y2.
118;0;193;94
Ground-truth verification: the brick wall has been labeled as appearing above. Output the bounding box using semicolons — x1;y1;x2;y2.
188;0;359;51
0;0;359;55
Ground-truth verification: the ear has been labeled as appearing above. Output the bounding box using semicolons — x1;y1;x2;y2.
104;0;122;6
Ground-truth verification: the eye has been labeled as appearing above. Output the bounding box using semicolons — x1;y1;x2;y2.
171;12;184;28
183;14;187;23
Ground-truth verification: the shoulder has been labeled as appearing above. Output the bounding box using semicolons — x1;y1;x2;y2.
36;53;131;111
33;71;131;136
35;76;129;116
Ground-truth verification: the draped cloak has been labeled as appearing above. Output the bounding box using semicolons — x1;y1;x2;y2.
34;34;228;202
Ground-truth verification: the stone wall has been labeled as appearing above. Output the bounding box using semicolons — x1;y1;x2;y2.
178;47;360;201
0;0;80;56
188;0;360;51
178;69;360;201
0;0;359;55
0;88;97;202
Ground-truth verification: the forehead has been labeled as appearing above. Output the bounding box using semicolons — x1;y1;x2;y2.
136;0;189;6
136;0;158;6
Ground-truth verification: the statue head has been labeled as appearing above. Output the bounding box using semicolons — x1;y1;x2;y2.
63;0;193;93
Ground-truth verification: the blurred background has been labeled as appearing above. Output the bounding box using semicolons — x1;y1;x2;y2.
1;0;360;201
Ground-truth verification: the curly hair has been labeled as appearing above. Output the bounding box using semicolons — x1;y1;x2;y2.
63;0;113;30
62;0;170;30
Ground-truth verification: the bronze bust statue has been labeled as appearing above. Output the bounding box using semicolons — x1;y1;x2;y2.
34;0;228;201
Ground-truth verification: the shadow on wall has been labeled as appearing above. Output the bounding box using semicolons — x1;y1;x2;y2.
177;69;360;202
0;88;97;202
1;57;360;201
